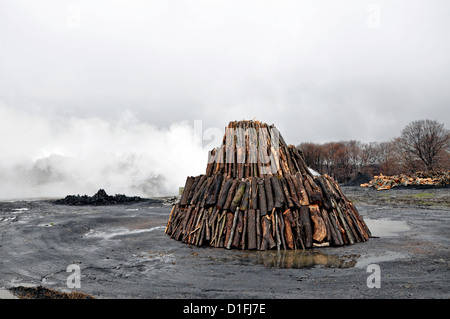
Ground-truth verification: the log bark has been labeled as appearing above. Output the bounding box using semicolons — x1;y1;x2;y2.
315;176;333;210
216;178;233;209
280;177;294;208
223;179;240;211
230;182;247;212
250;177;258;210
299;206;313;248
180;176;195;206
293;173;310;206
247;209;257;250
241;209;248;249
270;176;285;209
165;204;177;234
256;209;262;249
309;204;327;243
305;175;323;205
333;199;355;245
324;210;340;246
285;174;301;207
277;210;286;250
274;212;282;250
232;210;244;248
264;176;274;213
283;209;295;249
258;179;268;216
224;211;236;249
260;215;276;250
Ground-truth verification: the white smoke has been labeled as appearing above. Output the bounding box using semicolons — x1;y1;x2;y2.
0;104;207;200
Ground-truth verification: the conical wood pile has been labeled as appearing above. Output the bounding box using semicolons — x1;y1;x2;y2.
165;120;371;250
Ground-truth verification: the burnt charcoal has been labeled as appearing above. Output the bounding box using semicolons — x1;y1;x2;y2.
53;189;153;206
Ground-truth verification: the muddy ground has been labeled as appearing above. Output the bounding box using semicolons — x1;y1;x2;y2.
0;186;448;299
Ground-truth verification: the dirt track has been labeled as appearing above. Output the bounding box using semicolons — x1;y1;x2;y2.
0;186;449;299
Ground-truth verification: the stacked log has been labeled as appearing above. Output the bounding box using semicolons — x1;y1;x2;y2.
360;171;450;190
165;120;371;250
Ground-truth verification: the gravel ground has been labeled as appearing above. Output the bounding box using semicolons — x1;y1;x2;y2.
0;186;448;299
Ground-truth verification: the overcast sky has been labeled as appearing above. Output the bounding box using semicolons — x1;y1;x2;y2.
0;0;449;198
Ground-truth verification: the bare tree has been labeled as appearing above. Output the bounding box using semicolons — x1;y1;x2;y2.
398;119;450;171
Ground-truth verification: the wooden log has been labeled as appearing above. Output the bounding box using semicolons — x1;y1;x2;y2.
258;179;268;216
279;146;291;176
323;208;340;246
206;149;216;176
250;176;258;210
342;204;362;243
284;146;296;176
227;208;240;249
293;209;306;250
256;209;262;249
283;209;295;249
280;177;294;208
285;174;301;207
230;181;247;212
348;201;371;240
222;179;239;211
270;176;285;209
277;210;286;250
333;199;355;245
293;173;310;206
309;204;327;243
240;209;248;249
247;209;257;250
204;207;213;241
260;215;276;250
239;181;250;211
232;210;244;248
264;176;274;213
206;174;224;206
328;208;345;246
224;211;235;248
212;211;227;247
299;206;313;248
165;204;177;234
216;178;233;210
274;212;282;250
319;206;332;243
190;175;210;205
236;183;250;248
179;176;195;206
182;205;197;239
305;175;323;205
315;176;333;210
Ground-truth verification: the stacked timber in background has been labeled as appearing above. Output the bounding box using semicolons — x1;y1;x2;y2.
360;171;450;190
165;120;371;250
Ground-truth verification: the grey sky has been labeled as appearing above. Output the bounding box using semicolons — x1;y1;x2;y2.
0;0;449;197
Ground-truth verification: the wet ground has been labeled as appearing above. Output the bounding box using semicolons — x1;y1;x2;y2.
0;186;448;299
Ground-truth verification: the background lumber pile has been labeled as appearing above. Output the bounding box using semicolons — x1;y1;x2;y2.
165;120;371;250
360;171;450;190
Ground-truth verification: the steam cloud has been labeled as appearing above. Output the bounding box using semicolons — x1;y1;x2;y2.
0;104;207;200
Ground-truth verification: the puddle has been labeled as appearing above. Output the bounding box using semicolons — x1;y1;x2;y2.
0;288;18;299
251;250;359;269
365;219;410;237
355;251;409;268
12;208;29;213
0;282;37;299
84;226;165;240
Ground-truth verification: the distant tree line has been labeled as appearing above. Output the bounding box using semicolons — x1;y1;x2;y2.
297;119;450;183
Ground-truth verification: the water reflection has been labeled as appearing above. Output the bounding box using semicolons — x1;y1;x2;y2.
364;219;410;237
254;250;359;269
